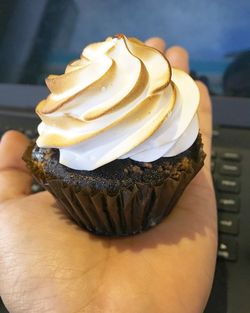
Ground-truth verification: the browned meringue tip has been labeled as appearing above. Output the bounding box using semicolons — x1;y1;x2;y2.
114;33;126;40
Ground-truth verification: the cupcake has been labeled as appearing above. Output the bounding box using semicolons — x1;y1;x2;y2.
23;34;205;236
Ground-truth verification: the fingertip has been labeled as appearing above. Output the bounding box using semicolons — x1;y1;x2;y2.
1;130;29;143
165;46;189;73
0;130;30;172
145;37;166;52
196;81;212;115
0;131;32;202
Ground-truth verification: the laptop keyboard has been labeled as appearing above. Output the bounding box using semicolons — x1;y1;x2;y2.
205;126;250;313
213;147;242;261
0;108;250;313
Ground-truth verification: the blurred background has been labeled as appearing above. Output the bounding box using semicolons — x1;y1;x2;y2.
0;2;250;313
0;0;250;96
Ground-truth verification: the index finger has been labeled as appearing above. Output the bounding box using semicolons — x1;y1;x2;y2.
165;46;189;73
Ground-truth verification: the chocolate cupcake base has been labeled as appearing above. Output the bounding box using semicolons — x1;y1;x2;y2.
23;134;205;236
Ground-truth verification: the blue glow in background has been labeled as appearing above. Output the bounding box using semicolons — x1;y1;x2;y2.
71;0;250;60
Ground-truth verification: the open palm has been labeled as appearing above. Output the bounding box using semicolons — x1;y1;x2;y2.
0;39;217;313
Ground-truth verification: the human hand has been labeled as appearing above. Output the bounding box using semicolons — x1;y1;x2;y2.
0;38;217;313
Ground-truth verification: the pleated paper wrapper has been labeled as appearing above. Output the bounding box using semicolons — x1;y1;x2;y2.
23;134;205;236
34;164;201;236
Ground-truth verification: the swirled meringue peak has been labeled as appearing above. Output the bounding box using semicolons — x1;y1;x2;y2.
36;34;200;170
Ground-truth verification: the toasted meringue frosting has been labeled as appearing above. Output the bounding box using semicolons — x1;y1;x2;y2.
36;35;200;170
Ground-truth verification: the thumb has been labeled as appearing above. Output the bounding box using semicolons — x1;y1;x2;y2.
0;131;32;203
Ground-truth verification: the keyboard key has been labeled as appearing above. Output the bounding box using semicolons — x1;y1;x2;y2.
218;212;239;235
218;235;238;261
216;178;240;194
221;151;241;162
217;194;240;212
212;129;220;137
31;183;43;193
211;149;217;159
25;129;35;138
219;163;241;176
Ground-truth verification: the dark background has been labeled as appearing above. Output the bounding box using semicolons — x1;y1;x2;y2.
0;0;250;96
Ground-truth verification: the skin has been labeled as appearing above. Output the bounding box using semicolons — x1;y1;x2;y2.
0;38;217;313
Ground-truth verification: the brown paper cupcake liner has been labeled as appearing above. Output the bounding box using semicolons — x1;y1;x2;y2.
24;133;205;236
33;164;198;236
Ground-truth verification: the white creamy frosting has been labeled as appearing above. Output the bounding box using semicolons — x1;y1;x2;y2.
36;35;200;170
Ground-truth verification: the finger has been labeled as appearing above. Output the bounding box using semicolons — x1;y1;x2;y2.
165;46;189;73
196;81;212;169
145;37;166;52
0;131;32;202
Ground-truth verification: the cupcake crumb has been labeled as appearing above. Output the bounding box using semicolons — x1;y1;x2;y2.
164;169;170;175
171;171;180;180
143;162;152;169
132;165;143;175
124;168;129;174
158;166;163;172
177;157;189;171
